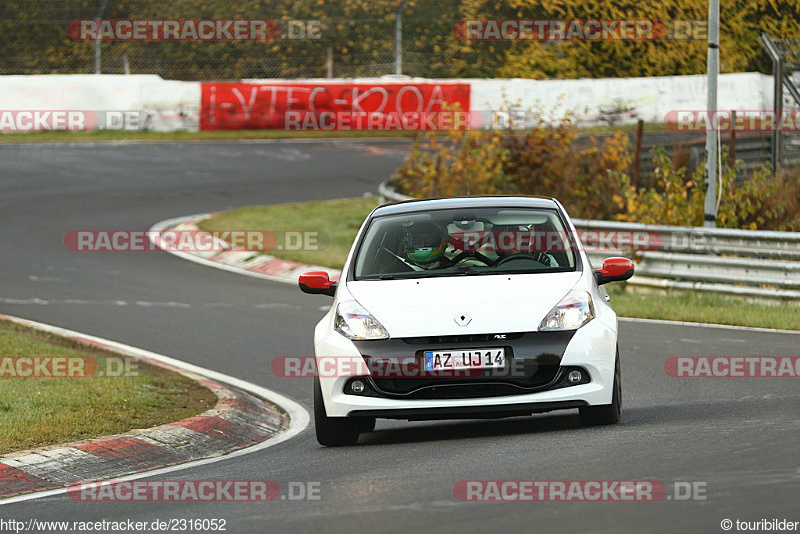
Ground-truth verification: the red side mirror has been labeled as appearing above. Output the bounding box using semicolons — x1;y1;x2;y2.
594;257;634;286
299;270;337;297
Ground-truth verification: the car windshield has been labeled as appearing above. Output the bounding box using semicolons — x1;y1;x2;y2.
353;207;578;280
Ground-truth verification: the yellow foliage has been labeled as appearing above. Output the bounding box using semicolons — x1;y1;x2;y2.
393;113;800;230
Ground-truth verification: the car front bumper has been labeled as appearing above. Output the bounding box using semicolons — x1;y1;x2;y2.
314;318;617;419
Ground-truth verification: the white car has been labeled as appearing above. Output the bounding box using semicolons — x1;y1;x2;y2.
299;197;634;446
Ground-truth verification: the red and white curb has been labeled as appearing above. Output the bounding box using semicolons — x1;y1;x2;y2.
0;314;309;505
149;214;341;284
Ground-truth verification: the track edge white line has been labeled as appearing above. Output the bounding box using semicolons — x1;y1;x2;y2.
149;215;299;285
0;314;311;506
619;316;800;335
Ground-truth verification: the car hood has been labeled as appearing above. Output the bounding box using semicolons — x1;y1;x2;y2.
345;272;583;338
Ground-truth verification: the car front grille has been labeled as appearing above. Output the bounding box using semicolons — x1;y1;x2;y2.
351;331;577;400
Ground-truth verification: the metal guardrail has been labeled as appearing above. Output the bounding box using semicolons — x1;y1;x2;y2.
378;181;800;302
572;218;800;260
631;252;800;288
377;180;413;203
635;134;799;178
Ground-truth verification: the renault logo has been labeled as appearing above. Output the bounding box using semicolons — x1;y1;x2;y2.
454;313;472;327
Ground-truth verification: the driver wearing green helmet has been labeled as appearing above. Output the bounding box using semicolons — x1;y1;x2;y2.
402;221;449;269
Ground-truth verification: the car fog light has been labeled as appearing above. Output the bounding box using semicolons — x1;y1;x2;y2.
351;380;365;394
568;370;583;384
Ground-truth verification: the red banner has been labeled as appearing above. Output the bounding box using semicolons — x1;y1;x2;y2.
200;82;471;131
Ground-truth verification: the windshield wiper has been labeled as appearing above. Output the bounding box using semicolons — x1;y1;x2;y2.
415;267;484;277
362;267;499;280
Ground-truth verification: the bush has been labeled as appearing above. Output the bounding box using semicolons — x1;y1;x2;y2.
733;167;800;231
391;113;630;220
391;116;800;231
618;148;800;231
614;147;706;226
390;129;510;198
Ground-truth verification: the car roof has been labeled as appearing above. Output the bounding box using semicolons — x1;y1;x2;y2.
372;196;561;217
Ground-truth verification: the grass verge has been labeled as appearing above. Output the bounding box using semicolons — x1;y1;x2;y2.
0;123;666;144
198;197;798;331
0;320;218;455
197;197;379;268
606;285;799;331
0;129;418;144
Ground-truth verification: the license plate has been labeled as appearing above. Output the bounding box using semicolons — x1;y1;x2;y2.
423;348;505;371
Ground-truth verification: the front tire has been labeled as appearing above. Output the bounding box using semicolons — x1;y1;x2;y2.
354;417;376;433
579;349;621;426
314;377;361;446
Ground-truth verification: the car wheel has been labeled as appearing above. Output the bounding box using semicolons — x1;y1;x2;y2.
579;348;621;426
314;376;361;446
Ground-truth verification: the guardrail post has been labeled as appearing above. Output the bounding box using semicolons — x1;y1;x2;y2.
703;0;721;228
729;111;736;170
633;119;644;187
760;33;784;173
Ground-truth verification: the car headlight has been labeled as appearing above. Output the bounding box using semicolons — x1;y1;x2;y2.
538;290;595;331
334;301;389;340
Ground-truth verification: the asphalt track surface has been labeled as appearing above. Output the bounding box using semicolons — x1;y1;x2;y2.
1;139;798;533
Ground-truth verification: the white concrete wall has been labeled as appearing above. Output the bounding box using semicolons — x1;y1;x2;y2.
469;72;774;127
244;73;774;126
0;72;775;132
0;74;200;131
